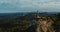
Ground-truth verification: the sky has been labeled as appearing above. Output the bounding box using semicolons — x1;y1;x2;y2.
0;0;60;13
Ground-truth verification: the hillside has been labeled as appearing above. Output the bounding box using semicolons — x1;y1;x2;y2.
0;12;59;32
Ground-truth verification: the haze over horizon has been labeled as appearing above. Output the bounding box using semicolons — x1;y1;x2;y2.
0;0;60;13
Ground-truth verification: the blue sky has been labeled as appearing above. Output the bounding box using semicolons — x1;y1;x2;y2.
0;0;60;13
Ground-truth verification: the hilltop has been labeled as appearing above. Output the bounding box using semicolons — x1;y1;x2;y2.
0;12;59;32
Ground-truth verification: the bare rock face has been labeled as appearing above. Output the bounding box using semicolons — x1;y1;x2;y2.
36;17;55;32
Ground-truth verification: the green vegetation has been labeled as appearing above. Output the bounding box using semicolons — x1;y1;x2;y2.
0;13;59;32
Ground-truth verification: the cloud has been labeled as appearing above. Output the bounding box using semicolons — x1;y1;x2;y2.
0;0;60;12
